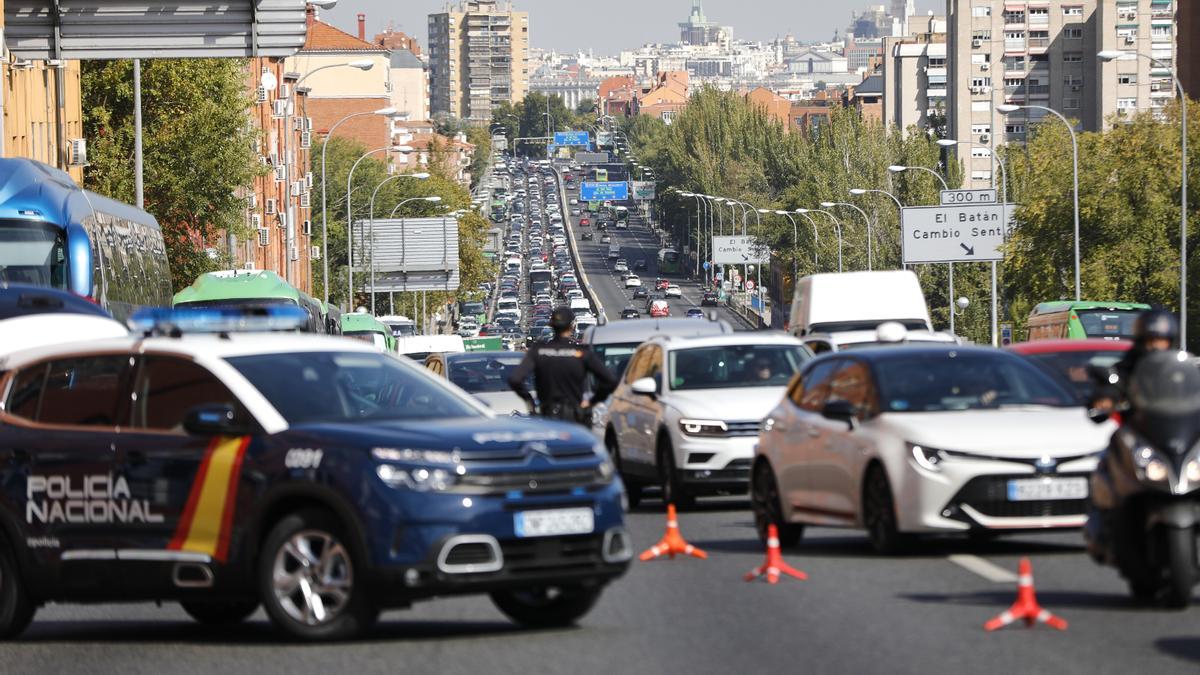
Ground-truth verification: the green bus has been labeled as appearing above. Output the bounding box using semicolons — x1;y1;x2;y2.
1027;301;1152;341
594;168;608;182
172;270;328;333
657;248;683;275
340;312;397;352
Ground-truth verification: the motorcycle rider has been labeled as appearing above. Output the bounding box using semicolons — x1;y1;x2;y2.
508;306;617;427
1090;309;1180;414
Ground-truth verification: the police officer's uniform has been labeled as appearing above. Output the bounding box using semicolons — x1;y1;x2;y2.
508;308;617;426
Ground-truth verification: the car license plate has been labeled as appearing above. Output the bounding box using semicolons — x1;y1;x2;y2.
514;508;594;538
1006;477;1088;502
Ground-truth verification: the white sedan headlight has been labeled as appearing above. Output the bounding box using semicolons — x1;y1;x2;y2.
908;442;946;472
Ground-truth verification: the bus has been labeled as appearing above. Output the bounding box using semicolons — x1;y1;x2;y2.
1027;301;1152;341
594;168;609;182
658;248;683;275
0;157;173;321
172;269;328;333
614;206;629;229
340;312;397;352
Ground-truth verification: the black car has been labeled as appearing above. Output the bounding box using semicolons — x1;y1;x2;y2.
633;260;647;271
701;291;719;307
582;231;594;241
620;308;640;320
632;287;649;300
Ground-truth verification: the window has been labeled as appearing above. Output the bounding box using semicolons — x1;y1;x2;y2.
1064;74;1084;86
1004;56;1027;71
1005;78;1024;88
1064;98;1080;109
972;6;991;17
1002;10;1025;24
1065;27;1083;39
1118;74;1137;85
971;124;991;135
1117;27;1138;40
829;361;877;419
1118;97;1138;110
794;360;839;412
971;77;992;88
133;357;242;431
6;364;47;420
37;355;131;427
1063;6;1083;17
972;30;991;41
1005;123;1026;134
972;170;993;182
972;147;992;158
1063;52;1083;63
668;344;807;391
1151;25;1172;40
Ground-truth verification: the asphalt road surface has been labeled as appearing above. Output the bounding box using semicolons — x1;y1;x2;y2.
4;501;1198;674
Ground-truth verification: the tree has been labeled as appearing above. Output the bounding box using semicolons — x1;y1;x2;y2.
82;59;261;291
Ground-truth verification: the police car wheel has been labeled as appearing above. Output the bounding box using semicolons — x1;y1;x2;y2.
259;509;377;641
180;600;259;625
490;584;604;628
0;538;35;639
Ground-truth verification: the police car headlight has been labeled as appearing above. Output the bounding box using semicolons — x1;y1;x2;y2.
376;464;458;492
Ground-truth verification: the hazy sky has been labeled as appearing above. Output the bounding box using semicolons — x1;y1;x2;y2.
324;1;945;54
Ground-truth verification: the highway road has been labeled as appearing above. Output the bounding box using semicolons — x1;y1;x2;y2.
3;506;1198;674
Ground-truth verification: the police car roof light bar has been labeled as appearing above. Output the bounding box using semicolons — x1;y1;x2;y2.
128;306;310;337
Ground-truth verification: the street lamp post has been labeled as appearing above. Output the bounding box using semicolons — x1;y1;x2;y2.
803;209;843;272
320;106;396;304
850;187;903;269
283;59;375;285
1099;50;1188;347
821;201;872;271
888;163;960;332
775;210;802;284
998;103;1081;302
787;210;821;268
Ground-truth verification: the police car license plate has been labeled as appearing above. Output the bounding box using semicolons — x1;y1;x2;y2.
1006;477;1088;502
514;508;594;538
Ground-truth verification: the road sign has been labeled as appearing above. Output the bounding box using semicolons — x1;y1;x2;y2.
1000;322;1014;347
554;131;589;147
712;236;769;265
703;261;711;270
900;204;1015;264
596;131;614;147
746;280;756;291
940;189;997;206
576;152;609;164
631;181;656;201
581;181;629;201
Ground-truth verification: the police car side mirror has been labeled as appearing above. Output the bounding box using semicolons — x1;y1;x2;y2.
183;404;246;436
631;377;658;397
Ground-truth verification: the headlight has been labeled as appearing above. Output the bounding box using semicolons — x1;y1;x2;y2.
679;418;727;436
1130;444;1172;486
908;443;945;472
376;464;458;491
373;447;459;464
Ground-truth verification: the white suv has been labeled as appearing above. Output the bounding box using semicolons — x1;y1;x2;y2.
603;333;811;507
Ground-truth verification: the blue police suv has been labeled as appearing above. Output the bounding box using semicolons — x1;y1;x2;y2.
0;309;631;640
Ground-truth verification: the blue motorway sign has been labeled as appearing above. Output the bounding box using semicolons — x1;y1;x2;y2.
581;181;629;201
554;130;590;147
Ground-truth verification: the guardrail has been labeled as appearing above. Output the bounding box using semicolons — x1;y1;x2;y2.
554;165;606;322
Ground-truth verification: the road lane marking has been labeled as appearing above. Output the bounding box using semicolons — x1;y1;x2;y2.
947;554;1018;583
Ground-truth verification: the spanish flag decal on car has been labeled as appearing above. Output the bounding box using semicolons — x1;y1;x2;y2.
168;436;250;563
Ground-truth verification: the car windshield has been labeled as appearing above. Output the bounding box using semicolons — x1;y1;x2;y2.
1076;309;1141;340
447;355;526;393
593;343;639;376
669;344;808;390
1024;349;1127;401
228;352;481;424
461;302;485;315
874;352;1076;413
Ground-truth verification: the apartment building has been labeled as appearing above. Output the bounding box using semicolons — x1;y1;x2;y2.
428;1;530;122
881;15;948;135
948;0;1179;188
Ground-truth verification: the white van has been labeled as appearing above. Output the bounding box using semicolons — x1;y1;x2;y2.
788;270;933;337
569;297;591;312
495;298;522;321
396;335;465;361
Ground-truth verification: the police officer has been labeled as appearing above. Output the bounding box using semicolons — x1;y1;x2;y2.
508;306;617;426
1091;308;1180;413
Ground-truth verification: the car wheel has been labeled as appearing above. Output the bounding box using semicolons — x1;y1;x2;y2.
491;584;604;628
863;465;910;555
751;461;803;548
259;508;378;641
180;600;259;625
658;436;694;510
0;537;35;639
606;429;641;509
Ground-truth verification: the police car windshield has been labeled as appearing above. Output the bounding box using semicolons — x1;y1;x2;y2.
228;352;481;424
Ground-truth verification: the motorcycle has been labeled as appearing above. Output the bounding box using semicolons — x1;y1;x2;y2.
1085;350;1200;607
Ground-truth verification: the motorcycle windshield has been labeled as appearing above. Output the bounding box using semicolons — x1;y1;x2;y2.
1128;351;1200;455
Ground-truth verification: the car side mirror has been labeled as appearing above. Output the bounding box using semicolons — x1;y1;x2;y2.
183;404;248;436
631;377;658;397
821;399;858;428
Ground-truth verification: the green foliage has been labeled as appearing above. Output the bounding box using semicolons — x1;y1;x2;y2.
81;59;261;292
491;93;598;159
310;136;488;313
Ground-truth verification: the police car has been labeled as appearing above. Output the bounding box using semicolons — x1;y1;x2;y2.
0;308;631;640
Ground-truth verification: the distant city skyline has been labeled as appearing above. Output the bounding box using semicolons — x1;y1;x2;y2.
323;0;945;55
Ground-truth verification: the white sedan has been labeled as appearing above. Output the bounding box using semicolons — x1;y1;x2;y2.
614;261;629;273
751;345;1113;552
664;284;682;298
624;275;642;288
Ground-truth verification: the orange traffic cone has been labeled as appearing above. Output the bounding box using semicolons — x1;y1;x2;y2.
639;504;707;561
984;558;1068;631
744;524;807;584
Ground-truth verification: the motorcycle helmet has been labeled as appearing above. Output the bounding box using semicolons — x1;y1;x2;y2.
549;306;575;333
1133;309;1179;348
